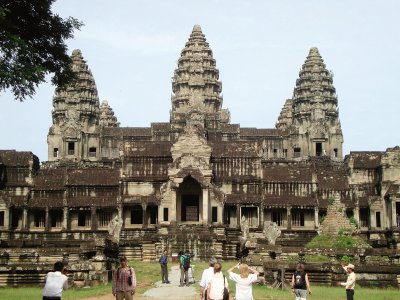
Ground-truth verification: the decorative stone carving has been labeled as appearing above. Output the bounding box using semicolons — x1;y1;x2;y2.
263;221;281;245
108;215;123;243
239;216;249;252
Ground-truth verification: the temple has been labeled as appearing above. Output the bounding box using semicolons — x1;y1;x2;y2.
1;26;400;278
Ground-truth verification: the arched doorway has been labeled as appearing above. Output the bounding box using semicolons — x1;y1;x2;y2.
177;176;202;222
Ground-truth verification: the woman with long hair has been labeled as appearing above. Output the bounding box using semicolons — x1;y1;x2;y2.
227;262;259;300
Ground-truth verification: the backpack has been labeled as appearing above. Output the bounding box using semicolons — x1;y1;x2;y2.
183;255;190;270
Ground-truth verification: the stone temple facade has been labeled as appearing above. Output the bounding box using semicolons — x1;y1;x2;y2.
1;26;400;275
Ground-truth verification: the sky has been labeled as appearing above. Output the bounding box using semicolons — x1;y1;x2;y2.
1;0;399;163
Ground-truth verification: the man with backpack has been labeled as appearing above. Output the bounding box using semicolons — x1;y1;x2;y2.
112;256;136;300
291;263;311;300
159;250;170;284
179;251;190;286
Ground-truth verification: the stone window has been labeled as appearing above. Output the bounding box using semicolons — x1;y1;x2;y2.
67;142;75;155
98;210;113;227
376;211;381;228
130;205;143;224
360;208;369;227
0;211;4;227
272;209;286;227
11;209;22;228
315;143;322;156
273;149;278;158
33;210;45;228
146;206;158;224
163;208;169;222
224;206;237;226
212;207;218;223
333;148;338;158
78;211;91;227
294;148;301;158
53;148;59;158
89;147;97;157
241;207;258;227
292;210;305;227
50;210;63;228
283;149;288;158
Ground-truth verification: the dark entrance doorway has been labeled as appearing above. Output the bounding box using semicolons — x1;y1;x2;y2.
316;142;322;156
181;195;199;222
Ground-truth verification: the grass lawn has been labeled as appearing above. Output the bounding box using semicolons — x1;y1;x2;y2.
0;260;398;299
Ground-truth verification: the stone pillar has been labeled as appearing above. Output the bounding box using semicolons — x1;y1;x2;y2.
143;204;148;227
286;206;292;230
171;189;177;222
236;204;241;228
23;207;28;230
369;209;374;229
4;208;10;229
260;205;265;228
158;205;163;223
202;188;209;225
218;204;223;224
392;200;397;228
354;205;360;224
45;207;50;232
314;207;319;228
63;207;68;230
91;207;98;230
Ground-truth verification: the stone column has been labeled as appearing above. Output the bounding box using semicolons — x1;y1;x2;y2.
23;207;28;230
392;200;397;228
143;204;148;227
202;188;209;225
354;205;360;224
286;206;292;230
158;205;164;223
4;208;10;230
63;207;68;230
236;204;241;228
259;205;264;228
45;207;50;232
314;207;319;229
91;207;98;230
170;189;177;222
218;204;223;224
369;209;374;229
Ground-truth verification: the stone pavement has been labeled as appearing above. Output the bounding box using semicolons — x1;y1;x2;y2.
84;264;198;300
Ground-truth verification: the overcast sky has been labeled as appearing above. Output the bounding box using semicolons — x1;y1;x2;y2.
1;0;399;162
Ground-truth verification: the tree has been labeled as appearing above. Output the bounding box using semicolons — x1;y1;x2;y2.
0;0;82;101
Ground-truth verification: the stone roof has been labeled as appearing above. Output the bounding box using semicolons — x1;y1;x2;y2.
240;128;280;137
123;141;172;157
221;124;240;133
33;169;67;190
262;165;313;182
99;100;119;127
103;127;152;137
0;150;37;167
66;169;119;186
317;169;349;190
211;142;259;157
151;122;171;132
67;196;117;207
385;183;400;196
348;152;382;169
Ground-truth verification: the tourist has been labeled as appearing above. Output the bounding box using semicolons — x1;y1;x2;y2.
112;256;136;300
207;262;229;300
340;263;356;300
179;251;190;286
42;261;68;300
227;262;259;300
200;257;217;299
159;249;170;284
291;263;311;300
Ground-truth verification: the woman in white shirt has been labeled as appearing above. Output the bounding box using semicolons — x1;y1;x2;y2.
227;262;259;300
207;263;229;300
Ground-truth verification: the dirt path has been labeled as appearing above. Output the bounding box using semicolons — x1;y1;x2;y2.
84;265;199;300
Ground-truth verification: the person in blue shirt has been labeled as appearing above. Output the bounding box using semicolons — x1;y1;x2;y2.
159;250;170;284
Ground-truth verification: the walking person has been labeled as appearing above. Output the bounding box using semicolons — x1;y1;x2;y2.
159;249;170;284
340;264;356;300
179;251;190;286
227;262;259;300
291;263;311;300
112;256;136;300
42;261;68;300
207;262;229;300
200;257;217;300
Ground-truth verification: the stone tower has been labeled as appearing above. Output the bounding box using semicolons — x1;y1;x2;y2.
170;25;230;137
278;47;343;158
47;49;101;162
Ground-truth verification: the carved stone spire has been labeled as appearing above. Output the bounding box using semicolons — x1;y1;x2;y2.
276;99;293;130
292;47;338;123
52;49;100;128
170;25;225;132
99;100;119;127
287;47;343;158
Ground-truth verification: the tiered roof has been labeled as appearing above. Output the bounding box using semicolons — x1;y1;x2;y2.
99;100;119;127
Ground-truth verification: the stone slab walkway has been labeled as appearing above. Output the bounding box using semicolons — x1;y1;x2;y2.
84;265;198;300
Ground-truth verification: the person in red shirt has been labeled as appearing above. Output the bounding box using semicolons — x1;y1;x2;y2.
112;257;136;300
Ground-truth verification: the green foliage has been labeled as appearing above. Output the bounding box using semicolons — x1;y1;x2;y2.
319;214;326;224
306;233;369;249
0;0;83;101
336;254;355;263
305;254;330;262
338;207;343;212
327;197;335;206
349;216;360;229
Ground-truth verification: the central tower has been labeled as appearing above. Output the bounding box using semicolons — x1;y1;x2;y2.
170;25;230;137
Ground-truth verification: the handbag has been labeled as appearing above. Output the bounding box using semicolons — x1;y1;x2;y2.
223;275;229;300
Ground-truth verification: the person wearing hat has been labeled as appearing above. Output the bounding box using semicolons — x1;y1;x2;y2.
112;256;136;300
340;264;356;300
200;257;217;300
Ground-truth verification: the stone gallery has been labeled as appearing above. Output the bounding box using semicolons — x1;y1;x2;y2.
0;25;399;285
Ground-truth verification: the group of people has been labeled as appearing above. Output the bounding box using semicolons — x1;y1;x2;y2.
41;254;356;300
